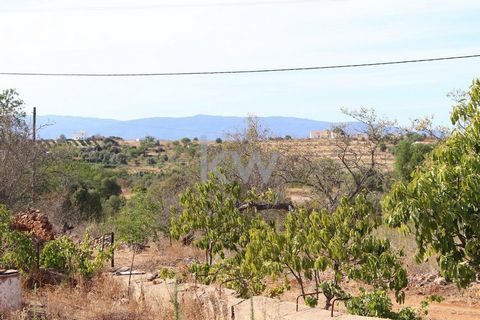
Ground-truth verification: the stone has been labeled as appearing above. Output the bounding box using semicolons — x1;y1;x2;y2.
434;277;447;286
146;272;158;281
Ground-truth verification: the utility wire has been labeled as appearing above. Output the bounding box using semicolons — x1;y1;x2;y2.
3;0;329;12
1;53;479;77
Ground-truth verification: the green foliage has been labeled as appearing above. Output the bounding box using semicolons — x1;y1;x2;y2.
147;157;157;165
1;206;109;280
347;289;393;318
103;195;126;217
384;79;480;288
379;142;387;152
100;177;122;198
405;132;425;142
1;231;37;274
0;206;36;274
394;140;433;181
304;296;318;308
244;195;407;308
40;234;112;280
76;234;112;279
181;137;191;145
115;193;161;245
215;138;223;143
0;89;26;130
170;173;276;297
71;186;103;220
170;173;266;266
44;160;123;222
40;236;77;275
158;267;176;280
140;136;158;150
347;289;444;320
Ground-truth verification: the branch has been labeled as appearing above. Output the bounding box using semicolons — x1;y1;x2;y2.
237;201;293;212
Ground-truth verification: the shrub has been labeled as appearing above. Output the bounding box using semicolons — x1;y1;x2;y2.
40;236;77;275
0;206;36;274
347;289;443;320
347;289;394;318
41;234;112;280
379;142;387;152
181;137;191;145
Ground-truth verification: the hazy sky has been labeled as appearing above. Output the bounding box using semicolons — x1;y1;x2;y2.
0;0;479;124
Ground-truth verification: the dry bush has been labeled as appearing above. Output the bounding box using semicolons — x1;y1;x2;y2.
5;273;227;320
114;237;204;272
155;289;226;320
34;275;153;320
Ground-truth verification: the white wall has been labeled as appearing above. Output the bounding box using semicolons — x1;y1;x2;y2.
0;272;22;313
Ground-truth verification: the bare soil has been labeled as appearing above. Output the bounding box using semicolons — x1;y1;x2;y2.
113;241;480;320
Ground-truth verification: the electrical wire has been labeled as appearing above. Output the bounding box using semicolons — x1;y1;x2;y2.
2;0;330;12
1;54;479;77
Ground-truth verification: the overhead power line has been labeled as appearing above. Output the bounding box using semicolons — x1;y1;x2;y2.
1;53;479;77
4;0;328;12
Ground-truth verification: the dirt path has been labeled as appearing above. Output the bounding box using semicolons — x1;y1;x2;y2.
114;245;480;320
118;274;382;320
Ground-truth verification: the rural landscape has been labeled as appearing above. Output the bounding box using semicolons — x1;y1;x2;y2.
0;77;480;320
1;1;479;319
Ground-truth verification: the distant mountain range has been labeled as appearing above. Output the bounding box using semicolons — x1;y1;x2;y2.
32;114;365;140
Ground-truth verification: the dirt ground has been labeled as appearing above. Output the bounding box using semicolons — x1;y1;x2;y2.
113;241;480;320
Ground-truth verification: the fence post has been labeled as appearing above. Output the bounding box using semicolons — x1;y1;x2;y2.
111;232;115;268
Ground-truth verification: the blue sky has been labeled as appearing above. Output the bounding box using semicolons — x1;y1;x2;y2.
0;0;479;125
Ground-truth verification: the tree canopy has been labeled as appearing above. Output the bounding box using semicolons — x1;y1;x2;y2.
384;79;480;287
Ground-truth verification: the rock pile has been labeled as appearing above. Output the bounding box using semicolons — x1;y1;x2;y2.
408;271;447;288
10;208;55;242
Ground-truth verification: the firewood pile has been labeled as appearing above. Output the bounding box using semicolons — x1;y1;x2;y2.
10;208;55;242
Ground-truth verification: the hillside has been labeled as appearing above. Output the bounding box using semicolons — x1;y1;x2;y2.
33;114;365;140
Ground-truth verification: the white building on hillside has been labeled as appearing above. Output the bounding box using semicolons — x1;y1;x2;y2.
72;131;87;141
309;130;337;139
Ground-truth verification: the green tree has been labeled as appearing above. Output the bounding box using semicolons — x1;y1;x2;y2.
170;174;264;266
181;137;191;145
71;186;103;221
384;79;480;288
394;140;433;181
170;173;275;297
100;177;122;198
140;136;158;151
115;193;161;246
244;195;407;309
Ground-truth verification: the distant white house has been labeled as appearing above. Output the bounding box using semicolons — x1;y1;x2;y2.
72;131;87;141
309;130;337;139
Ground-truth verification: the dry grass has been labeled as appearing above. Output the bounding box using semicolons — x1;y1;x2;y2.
114;237;204;273
3;274;221;320
375;225;439;275
263;139;396;169
36;275;152;320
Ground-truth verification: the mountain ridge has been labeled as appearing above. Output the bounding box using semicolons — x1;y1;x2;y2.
32;114;363;140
